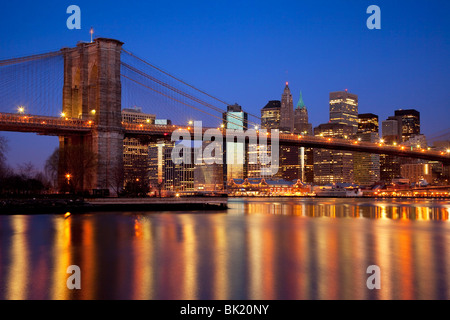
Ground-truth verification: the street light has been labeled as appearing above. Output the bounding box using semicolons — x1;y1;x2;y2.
17;106;25;114
188;120;193;125
65;173;71;188
60;112;66;118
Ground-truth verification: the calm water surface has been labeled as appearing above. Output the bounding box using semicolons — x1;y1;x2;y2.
0;197;450;300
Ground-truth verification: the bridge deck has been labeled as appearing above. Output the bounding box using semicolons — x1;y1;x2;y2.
1;112;449;163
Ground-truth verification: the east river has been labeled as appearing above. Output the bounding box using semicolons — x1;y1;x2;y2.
0;197;449;300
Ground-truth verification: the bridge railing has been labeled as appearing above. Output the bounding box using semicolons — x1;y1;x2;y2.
0;112;93;131
121;123;449;159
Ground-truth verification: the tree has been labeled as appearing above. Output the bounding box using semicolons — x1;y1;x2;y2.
109;162;125;196
60;145;98;193
45;148;59;189
0;136;8;178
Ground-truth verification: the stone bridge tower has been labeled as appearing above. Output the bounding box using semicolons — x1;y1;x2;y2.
59;38;124;194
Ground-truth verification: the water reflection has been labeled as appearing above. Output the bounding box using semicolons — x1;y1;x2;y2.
0;198;449;300
236;198;450;221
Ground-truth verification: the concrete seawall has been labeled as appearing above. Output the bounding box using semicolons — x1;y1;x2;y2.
0;197;228;215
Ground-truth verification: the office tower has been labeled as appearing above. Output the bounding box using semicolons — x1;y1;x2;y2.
274;145;301;181
313;123;355;185
121;107;157;192
357;113;379;134
223;103;248;130
294;91;313;135
247;144;273;178
382;117;402;144
148;141;166;191
123;137;149;192
395;109;420;142
329;90;359;132
261;100;281;130
223;104;248;181
380;154;401;184
163;141;195;191
354;132;380;186
353;113;381;186
194;140;224;191
122;106;156;124
280;82;294;132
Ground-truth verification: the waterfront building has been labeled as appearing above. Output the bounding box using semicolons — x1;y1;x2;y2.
227;177;309;196
329;90;359;132
400;163;433;185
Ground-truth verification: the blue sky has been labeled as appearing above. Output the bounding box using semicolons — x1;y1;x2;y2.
1;0;449;170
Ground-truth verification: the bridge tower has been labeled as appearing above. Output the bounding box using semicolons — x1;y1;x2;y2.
59;38;124;194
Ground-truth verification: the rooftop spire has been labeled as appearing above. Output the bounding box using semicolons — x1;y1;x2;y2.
296;91;305;109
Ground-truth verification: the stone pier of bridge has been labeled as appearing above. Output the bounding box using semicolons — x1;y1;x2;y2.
58;38;124;194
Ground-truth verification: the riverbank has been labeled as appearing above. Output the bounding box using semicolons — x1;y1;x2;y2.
0;197;228;215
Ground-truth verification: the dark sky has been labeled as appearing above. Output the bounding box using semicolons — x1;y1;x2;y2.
1;0;449;170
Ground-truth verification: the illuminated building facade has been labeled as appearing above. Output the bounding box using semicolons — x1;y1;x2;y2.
121;108;156;189
294;91;313;135
313;123;354;185
400;163;433;185
261;100;281;130
329;90;359;132
353;132;380;186
357;113;378;134
223;104;248;181
280;83;294;132
395;109;420;142
122;106;156;124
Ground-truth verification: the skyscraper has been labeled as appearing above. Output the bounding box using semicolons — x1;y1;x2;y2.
261;100;281;130
294;91;313;135
223;104;248;181
293;91;313;182
357;113;379;134
394;109;420;142
329;90;359;132
280;82;294;132
313;123;355;185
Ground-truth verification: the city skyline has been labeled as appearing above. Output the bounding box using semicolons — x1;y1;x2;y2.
0;0;449;170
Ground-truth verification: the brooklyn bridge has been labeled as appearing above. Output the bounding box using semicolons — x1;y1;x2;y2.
0;38;449;193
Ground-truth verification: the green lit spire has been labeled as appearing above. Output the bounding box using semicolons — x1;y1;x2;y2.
296;91;305;109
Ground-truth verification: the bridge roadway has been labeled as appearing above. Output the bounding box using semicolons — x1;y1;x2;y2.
1;112;450;164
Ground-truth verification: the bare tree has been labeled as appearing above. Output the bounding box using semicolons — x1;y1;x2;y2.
45;148;59;189
17;162;37;179
0;136;8;177
60;145;98;193
109;162;125;196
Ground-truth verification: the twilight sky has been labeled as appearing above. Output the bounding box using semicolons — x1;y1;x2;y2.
1;0;449;171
